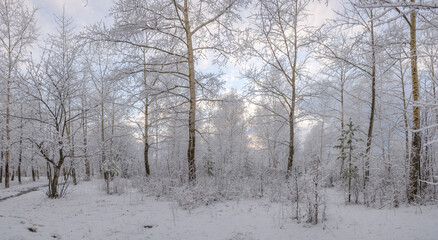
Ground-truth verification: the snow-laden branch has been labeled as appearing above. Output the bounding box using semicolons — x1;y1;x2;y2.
419;179;438;186
356;0;438;9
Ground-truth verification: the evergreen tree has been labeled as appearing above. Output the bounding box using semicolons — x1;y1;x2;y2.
335;118;362;203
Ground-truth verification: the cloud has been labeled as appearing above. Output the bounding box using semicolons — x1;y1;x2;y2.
28;0;114;36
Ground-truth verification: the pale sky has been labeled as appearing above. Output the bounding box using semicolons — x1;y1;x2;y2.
27;0;341;91
29;0;114;36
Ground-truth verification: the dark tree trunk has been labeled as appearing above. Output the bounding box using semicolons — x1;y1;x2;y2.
72;167;77;185
32;167;36;182
364;10;376;196
287;0;299;176
49;166;61;199
144;101;150;176
18;164;21;184
18;147;22;184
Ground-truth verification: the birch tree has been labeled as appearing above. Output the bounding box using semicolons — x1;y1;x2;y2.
355;0;438;203
0;0;36;188
83;41;119;188
90;0;245;183
243;0;313;175
316;30;359;176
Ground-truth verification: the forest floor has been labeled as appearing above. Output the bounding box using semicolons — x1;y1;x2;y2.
0;178;46;201
0;179;437;240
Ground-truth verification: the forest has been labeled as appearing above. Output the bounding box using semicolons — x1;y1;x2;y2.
1;0;438;239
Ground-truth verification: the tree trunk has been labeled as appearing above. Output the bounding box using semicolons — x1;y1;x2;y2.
18;103;23;184
5;72;11;188
32;166;36;182
143;51;150;176
83;107;90;181
49;166;61;198
72;167;77;185
110;100;115;174
184;0;197;183
400;58;410;180
67;101;77;185
340;71;345;176
101;100;107;181
287;0;299;175
287;112;295;174
144;102;150;176
408;4;421;203
105;172;110;194
18;159;21;184
364;9;376;195
81;76;90;181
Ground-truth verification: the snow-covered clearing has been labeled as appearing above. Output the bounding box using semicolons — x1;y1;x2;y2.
0;178;46;201
0;180;437;240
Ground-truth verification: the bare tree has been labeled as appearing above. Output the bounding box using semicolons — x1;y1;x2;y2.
0;0;36;188
355;0;438;203
90;0;245;183
22;11;80;198
243;0;313;175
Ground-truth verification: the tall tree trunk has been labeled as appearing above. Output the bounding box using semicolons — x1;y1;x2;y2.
18;137;22;184
408;4;421;203
143;51;150;176
81;89;90;180
110;99;115;179
5;60;11;188
315;109;325;223
67;101;77;185
155;124;159;170
30;144;36;182
287;0;299;175
101;99;107;180
340;71;346;176
83;108;90;180
184;0;197;183
18;103;23;184
400;58;410;173
364;9;376;195
144;101;150;176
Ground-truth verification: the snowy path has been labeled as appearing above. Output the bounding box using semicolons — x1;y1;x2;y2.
0;178;46;201
0;180;437;240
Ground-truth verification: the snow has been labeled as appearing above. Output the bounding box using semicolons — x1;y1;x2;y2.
1;180;437;240
0;178;46;201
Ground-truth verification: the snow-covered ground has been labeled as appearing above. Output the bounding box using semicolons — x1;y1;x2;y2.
0;178;46;201
0;180;437;240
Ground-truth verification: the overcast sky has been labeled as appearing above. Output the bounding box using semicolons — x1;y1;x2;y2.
29;0;114;36
27;0;341;91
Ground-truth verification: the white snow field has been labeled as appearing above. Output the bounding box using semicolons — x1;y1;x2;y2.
1;180;437;240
